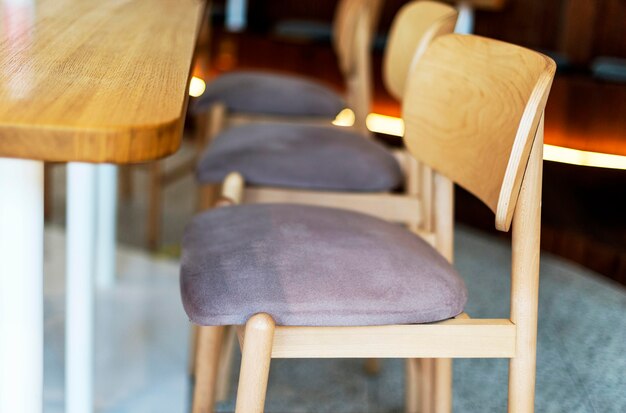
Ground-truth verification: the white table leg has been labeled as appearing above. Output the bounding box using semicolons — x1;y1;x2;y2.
96;164;118;289
0;158;44;413
455;1;475;34
66;162;97;413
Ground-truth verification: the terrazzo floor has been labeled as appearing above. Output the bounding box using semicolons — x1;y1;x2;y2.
43;161;626;412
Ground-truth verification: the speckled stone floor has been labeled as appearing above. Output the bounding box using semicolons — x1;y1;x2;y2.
42;222;626;412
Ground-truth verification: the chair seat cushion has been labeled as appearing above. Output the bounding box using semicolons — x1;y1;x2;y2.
196;123;403;192
192;71;346;118
180;204;467;327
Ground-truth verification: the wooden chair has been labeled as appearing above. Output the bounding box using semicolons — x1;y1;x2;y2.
194;0;383;137
189;0;459;405
144;0;382;250
181;33;556;413
196;0;458;237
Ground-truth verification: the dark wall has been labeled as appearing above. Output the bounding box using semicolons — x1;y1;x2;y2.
246;0;626;63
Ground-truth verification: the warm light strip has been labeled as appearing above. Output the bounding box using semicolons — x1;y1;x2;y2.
189;76;206;97
543;144;626;170
366;113;405;136
333;110;626;170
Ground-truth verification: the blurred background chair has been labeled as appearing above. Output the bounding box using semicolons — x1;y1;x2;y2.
195;1;458;228
193;0;383;135
143;0;383;251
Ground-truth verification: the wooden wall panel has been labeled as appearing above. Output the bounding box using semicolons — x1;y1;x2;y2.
593;0;626;59
245;0;626;62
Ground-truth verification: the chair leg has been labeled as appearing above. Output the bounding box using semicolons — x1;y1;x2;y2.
147;162;162;251
420;359;435;413
198;184;221;211
433;358;452;413
508;343;537;413
188;324;199;377
215;326;237;401
508;328;538;413
235;313;275;413
118;165;134;201
406;358;449;413
189;324;237;401
508;131;542;413
405;359;420;413
195;103;226;155
207;103;226;143
363;358;381;376
193;326;225;413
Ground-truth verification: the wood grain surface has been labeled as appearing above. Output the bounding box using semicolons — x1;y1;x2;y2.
0;0;205;163
402;34;555;231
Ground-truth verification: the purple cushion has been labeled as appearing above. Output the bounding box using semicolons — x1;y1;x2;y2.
196;123;403;192
192;71;346;118
180;204;467;327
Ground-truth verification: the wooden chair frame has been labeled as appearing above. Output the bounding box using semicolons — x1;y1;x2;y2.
194;105;546;413
190;32;556;413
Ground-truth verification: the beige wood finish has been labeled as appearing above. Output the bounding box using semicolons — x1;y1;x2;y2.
405;358;421;413
333;0;380;78
343;1;375;135
363;358;382;376
234;313;275;413
508;118;543;412
0;0;204;163
188;34;556;413
260;318;516;359
434;358;453;413
420;359;435;413
383;1;458;100
402;34;555;231
432;171;454;413
215;326;237;401
410;312;470;413
244;187;423;226
193;326;224;413
327;0;383;132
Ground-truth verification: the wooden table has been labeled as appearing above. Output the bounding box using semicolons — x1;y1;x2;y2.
0;1;204;412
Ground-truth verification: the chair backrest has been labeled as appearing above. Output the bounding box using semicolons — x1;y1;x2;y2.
383;1;458;101
332;0;383;133
402;34;556;231
334;0;457;133
332;0;382;77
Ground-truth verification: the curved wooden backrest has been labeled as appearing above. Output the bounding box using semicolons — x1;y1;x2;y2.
332;0;382;76
402;34;556;231
383;1;458;101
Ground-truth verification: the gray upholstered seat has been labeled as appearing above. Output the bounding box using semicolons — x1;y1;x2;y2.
192;71;346;118
180;204;467;327
196;123;403;192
